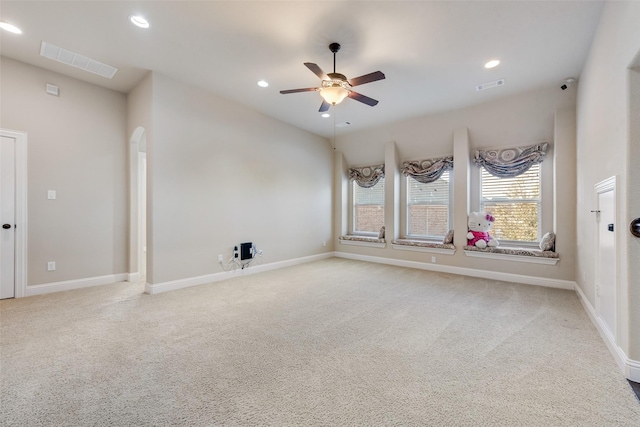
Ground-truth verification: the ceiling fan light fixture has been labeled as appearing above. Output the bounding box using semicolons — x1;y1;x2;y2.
320;78;350;105
320;86;349;105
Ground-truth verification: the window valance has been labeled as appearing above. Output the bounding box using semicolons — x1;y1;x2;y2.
402;156;453;184
474;142;549;178
349;164;385;188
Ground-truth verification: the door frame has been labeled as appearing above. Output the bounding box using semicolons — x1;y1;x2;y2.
594;175;617;341
137;152;146;280
1;129;27;298
128;126;146;282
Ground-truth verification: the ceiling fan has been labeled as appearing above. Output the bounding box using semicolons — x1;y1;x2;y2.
280;42;385;112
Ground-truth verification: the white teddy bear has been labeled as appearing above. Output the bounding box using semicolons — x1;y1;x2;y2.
467;212;499;249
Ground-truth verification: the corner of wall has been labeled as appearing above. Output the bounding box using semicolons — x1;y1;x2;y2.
453;127;470;248
553;106;577;282
385;141;401;240
334;150;348;239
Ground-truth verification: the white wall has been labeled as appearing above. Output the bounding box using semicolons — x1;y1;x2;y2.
0;57;128;286
577;0;640;362
334;85;577;282
146;73;333;285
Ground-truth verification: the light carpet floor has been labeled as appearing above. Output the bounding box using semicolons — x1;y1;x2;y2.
1;258;639;426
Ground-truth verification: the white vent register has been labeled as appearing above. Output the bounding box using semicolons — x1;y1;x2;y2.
40;42;118;79
476;78;505;91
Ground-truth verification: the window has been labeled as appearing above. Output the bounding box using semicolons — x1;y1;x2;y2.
480;164;540;243
406;171;450;238
353;177;384;234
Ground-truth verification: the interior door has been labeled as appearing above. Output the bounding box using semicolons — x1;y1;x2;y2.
1;135;16;299
596;179;616;340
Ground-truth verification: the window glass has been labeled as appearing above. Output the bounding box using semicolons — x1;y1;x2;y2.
407;171;450;238
353;178;385;234
480;164;541;242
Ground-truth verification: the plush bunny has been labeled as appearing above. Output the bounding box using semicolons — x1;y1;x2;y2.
467;212;499;249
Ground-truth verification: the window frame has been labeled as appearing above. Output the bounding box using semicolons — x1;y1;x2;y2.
404;171;453;241
350;177;385;237
478;163;542;247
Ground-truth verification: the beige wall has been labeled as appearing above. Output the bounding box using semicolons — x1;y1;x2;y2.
577;1;640;360
0;57;128;285
146;73;333;284
334;85;577;282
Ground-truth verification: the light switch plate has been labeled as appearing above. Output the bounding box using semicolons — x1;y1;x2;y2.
47;261;56;271
48;190;56;200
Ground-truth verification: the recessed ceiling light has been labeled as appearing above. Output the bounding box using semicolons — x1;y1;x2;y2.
484;59;500;69
321;113;330;118
0;22;22;34
257;80;269;88
129;15;150;29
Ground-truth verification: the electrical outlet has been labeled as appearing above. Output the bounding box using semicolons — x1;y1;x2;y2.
431;256;436;263
47;261;56;271
218;254;223;263
323;241;326;247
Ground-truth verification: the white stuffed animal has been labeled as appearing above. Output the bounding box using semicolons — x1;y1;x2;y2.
467;212;499;249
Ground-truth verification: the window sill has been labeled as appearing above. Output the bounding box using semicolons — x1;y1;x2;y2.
463;246;559;265
392;240;455;255
339;236;386;248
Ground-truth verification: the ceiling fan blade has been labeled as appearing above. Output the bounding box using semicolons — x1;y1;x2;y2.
304;62;328;80
348;91;379;106
319;100;330;112
280;87;319;94
348;71;386;87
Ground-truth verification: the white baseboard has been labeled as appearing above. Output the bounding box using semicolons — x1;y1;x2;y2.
145;252;334;295
574;284;640;382
128;272;140;282
334;251;575;290
26;273;129;297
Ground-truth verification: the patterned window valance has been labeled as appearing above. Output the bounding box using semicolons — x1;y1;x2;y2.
474;142;549;178
349;164;385;188
402;156;453;184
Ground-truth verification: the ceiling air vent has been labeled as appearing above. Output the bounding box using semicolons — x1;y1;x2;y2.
40;41;118;79
476;78;505;91
336;121;352;128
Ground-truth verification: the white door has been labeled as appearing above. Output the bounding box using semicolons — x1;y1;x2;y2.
595;178;616;340
1;135;16;299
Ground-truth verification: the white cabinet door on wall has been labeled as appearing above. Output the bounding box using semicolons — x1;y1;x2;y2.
1;135;16;299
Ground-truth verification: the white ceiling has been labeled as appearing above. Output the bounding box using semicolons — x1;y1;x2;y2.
0;1;604;138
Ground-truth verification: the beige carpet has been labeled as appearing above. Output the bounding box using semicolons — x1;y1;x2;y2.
1;258;639;426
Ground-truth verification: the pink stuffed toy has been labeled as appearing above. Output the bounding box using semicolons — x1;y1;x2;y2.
467;212;499;249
